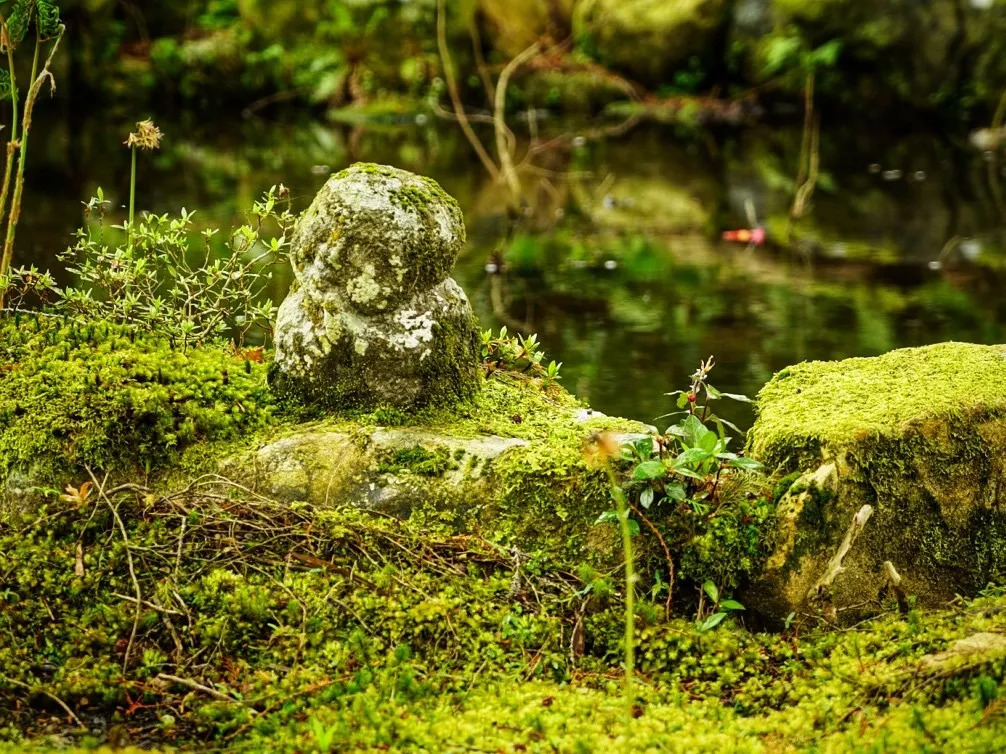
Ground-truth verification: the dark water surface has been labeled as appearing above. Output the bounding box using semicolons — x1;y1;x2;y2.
15;108;1006;429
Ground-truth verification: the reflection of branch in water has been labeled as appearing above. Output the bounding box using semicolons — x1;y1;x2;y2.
993;90;1006;132
437;0;500;182
489;272;536;334
435;3;643;213
790;72;820;226
987;93;1003;212
496;42;542;199
467;16;495;104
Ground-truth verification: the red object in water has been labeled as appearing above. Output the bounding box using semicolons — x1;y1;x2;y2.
721;226;766;246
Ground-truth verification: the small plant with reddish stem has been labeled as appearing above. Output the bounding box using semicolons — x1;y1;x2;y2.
593;356;766;629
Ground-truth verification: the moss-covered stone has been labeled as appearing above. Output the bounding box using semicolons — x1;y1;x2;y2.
0;317;275;517
227;375;650;563
746;342;1006;622
573;0;729;87
271;163;482;412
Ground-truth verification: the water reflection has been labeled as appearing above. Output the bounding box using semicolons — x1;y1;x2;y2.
15;109;1006;427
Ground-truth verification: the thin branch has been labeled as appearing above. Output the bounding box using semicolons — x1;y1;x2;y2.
494;42;541;201
467;15;495;103
629;503;675;619
2;25;64;278
436;0;499;181
156;673;246;705
87;465;143;673
0;674;84;728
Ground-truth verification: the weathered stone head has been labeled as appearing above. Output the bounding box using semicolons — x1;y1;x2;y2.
270;163;482;411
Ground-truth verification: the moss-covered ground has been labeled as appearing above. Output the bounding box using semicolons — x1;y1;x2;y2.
4;321;1006;751
0;316;276;487
2;484;1006;753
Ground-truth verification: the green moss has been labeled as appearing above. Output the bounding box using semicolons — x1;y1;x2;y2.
5;486;1006;752
377;444;456;476
749;342;1006;469
0;316;277;489
747;344;1006;617
677;492;778;594
333;163;459;220
772;471;802;503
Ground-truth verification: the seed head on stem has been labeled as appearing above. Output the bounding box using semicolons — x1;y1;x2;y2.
124;120;163;151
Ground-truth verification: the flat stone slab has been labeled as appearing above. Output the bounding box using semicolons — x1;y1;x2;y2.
225;377;654;560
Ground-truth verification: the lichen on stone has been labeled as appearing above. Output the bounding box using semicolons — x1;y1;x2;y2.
271;163;481;412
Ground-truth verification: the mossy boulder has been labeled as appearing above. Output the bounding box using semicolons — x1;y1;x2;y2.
270;163;482;412
226;376;651;563
479;0;574;57
0;317;275;518
746;342;1006;622
573;0;728;87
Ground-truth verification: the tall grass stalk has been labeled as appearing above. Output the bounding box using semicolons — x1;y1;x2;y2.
593;438;636;721
0;20;64;308
128;144;136;247
2;28;43;266
0;24;19;251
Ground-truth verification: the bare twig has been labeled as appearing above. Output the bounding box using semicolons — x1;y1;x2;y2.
156;673;246;705
629;502;675;619
0;674;84;727
87;466;143;673
436;0;500;181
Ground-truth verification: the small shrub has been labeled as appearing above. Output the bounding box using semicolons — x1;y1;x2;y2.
3;185;295;350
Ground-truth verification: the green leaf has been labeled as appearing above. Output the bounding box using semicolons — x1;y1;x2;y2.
632;437;653;461
729;457;764;471
696;428;718;453
679;414;704;446
762;34;802;76
720;600;745;611
705;384;722;399
671;466;705;481
720;392;753;403
711;416;744;436
809;39;842;69
632;460;666;481
665;482;686;502
594;510;618;526
675;448;712;467
37;0;60;39
699;612;727;632
702;580;719;604
639;487;654;509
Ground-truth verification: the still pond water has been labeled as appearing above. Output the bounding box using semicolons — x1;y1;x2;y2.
15;108;1006;430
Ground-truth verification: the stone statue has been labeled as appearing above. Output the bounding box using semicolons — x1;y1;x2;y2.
270;163;481;411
